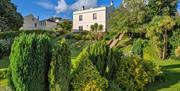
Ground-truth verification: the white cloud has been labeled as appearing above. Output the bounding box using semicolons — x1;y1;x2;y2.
70;0;97;11
55;0;69;13
36;1;54;10
55;0;98;14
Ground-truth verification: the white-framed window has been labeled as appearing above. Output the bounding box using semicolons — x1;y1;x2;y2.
93;13;97;20
79;15;83;21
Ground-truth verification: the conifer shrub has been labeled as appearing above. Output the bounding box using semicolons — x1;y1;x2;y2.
48;39;71;91
132;39;144;57
70;56;108;91
85;41;112;76
113;56;160;91
9;33;51;91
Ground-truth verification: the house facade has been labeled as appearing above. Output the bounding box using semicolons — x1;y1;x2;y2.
73;5;114;32
21;14;40;30
21;14;59;30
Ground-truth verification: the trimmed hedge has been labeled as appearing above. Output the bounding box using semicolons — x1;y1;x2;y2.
49;39;71;91
9;33;51;91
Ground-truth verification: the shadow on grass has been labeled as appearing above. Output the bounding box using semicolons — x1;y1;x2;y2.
146;64;180;91
162;64;180;69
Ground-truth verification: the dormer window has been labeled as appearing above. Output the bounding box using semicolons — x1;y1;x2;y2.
79;15;83;21
93;13;97;20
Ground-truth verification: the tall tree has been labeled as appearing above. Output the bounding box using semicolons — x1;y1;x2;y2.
0;0;23;31
147;0;178;17
146;16;175;59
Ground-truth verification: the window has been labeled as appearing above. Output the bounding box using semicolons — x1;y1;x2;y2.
34;23;37;28
79;26;83;31
79;15;83;21
93;13;97;20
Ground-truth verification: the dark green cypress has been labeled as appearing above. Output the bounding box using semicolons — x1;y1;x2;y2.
48;39;71;91
9;33;51;91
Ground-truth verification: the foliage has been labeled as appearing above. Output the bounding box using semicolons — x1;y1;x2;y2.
147;0;178;17
0;39;13;58
146;16;175;59
170;29;180;55
83;41;113;76
56;20;72;31
91;23;104;32
0;0;23;31
0;68;8;79
112;56;161;91
70;57;108;91
175;46;180;57
48;39;71;91
132;39;144;58
9;33;51;91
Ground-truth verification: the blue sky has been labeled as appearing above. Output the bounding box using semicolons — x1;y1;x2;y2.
11;0;121;20
12;0;180;20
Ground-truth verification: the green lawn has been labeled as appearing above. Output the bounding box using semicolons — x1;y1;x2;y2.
146;59;180;91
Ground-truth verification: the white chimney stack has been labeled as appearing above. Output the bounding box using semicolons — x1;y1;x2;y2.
110;0;114;6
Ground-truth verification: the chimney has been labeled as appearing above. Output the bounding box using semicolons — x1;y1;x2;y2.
110;0;114;6
82;5;85;10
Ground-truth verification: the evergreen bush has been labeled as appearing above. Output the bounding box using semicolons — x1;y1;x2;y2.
71;57;108;91
113;56;160;91
132;39;144;58
9;33;51;91
48;39;71;91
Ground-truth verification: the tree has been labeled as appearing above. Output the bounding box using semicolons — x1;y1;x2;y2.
98;25;103;31
57;20;72;31
49;39;71;91
146;16;175;59
175;46;180;57
0;0;23;31
9;33;51;91
147;0;178;17
90;23;104;32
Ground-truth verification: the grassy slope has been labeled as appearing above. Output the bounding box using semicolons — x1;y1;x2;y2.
146;59;180;91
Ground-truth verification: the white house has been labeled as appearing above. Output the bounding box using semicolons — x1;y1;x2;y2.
73;3;114;32
21;14;59;30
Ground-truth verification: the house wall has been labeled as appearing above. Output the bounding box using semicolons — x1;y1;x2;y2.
21;14;40;30
40;21;57;30
73;6;114;32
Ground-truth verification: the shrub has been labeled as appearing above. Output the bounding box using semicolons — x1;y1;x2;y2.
48;39;71;91
71;57;108;91
175;46;180;57
9;33;51;91
132;39;144;58
0;68;8;79
82;41;118;77
170;30;180;55
0;39;13;58
113;56;160;91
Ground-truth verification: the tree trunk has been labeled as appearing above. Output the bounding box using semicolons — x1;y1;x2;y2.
162;30;168;60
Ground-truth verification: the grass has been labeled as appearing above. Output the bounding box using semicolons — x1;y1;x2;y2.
145;59;180;91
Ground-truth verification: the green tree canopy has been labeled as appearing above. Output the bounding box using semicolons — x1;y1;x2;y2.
0;0;23;31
